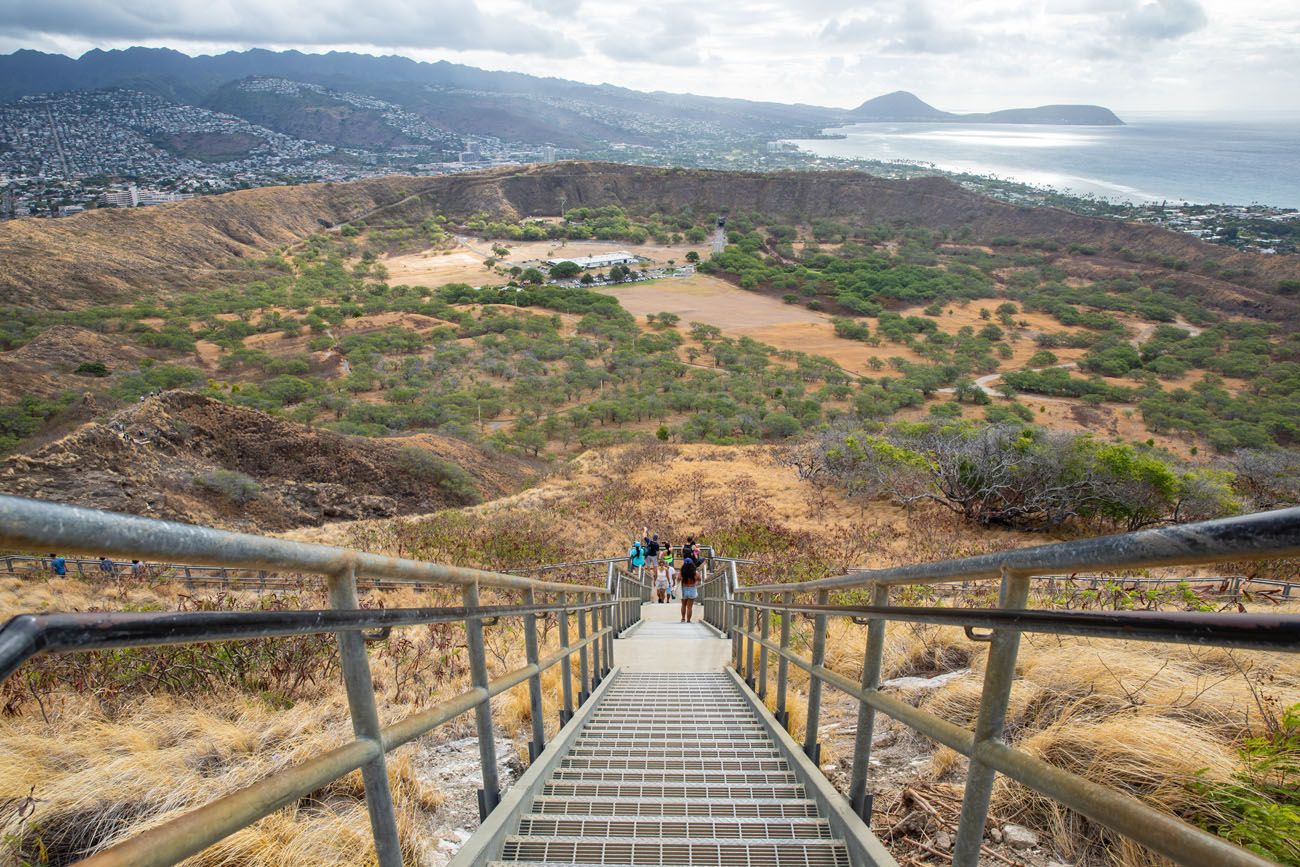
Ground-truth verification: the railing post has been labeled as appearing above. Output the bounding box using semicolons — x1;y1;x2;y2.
757;591;770;701
576;592;590;704
720;568;729;641
604;594;614;673
803;589;829;764
744;600;756;688
463;582;501;820
775;590;792;728
327;564;402;867
523;588;546;762
849;583;890;821
953;569;1031;867
589;594;603;686
557;591;574;725
608;563;619;637
731;593;743;670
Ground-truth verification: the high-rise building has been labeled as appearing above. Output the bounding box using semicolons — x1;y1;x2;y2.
100;186;193;208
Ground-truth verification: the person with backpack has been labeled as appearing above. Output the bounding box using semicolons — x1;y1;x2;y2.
627;538;645;574
643;528;661;570
97;556;114;578
682;537;696;566
679;558;700;623
692;541;706;581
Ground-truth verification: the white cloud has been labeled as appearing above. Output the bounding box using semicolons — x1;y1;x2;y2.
1112;0;1208;40
0;0;1295;112
0;0;579;57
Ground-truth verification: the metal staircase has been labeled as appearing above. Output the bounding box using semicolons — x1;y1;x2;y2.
487;672;858;867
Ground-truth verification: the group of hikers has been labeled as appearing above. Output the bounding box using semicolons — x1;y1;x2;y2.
627;528;707;622
43;554;148;579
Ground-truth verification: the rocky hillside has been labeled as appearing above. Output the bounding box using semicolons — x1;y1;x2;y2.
0;392;536;531
0;175;432;306
5;162;1298;315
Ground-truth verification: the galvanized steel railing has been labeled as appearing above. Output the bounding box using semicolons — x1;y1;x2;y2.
0;495;649;867
701;507;1300;867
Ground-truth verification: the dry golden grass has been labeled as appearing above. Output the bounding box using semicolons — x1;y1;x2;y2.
0;692;443;865
0;574;576;864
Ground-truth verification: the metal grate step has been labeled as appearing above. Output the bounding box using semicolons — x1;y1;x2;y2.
566;747;782;760
549;769;798;785
517;816;833;840
498;838;850;867
561;757;790;772
528;798;821;819
587;717;754;722
542;782;807;799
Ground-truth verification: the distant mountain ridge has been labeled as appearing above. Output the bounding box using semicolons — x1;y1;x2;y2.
0;49;1123;153
849;90;1123;125
0;47;840;148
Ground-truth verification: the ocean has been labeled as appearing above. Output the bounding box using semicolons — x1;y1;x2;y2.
787;114;1300;209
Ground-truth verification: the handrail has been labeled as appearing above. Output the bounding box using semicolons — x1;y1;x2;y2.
0;496;593;594
738;505;1300;593
0;494;648;867
702;507;1300;867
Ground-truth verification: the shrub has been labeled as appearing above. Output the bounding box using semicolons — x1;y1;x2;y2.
1024;350;1055;369
547;261;581;279
74;361;109;377
1189;703;1299;864
395;447;481;504
761;412;802;439
194;469;261;504
0;392;77;454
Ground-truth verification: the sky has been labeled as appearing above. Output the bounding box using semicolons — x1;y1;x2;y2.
0;0;1297;113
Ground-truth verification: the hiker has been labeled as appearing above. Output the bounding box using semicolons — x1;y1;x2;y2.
130;559;146;578
643;528;661;570
48;553;66;577
654;562;670;603
679;558;699;622
662;545;676;597
97;556;114;577
682;537;696;566
627;538;645;574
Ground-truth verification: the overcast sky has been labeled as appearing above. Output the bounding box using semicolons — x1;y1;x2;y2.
1;0;1297;113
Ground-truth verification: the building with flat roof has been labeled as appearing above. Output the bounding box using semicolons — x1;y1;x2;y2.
100;185;194;208
545;251;639;269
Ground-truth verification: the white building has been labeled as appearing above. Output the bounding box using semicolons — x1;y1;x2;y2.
100;185;194;208
545;251;639;269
